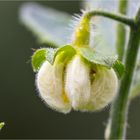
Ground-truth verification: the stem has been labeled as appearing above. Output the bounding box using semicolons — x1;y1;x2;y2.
72;10;134;48
107;8;140;139
86;10;134;26
116;0;128;61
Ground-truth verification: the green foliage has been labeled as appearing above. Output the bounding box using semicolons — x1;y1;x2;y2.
79;47;124;78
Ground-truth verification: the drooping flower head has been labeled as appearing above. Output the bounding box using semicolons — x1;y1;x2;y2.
32;11;124;113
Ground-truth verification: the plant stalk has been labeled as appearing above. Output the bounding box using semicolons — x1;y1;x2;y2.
116;0;128;61
72;9;134;48
86;10;134;26
107;7;140;139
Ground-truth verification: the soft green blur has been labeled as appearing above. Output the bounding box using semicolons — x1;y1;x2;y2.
0;1;140;139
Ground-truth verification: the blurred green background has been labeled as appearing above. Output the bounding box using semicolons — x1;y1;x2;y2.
0;1;140;139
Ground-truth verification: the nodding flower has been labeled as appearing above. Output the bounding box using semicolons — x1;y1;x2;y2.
36;52;118;113
35;11;119;113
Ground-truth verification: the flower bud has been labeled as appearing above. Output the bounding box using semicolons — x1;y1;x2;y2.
65;55;118;111
36;54;71;113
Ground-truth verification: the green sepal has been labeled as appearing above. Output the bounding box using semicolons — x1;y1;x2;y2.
112;60;125;78
31;48;56;72
54;44;76;64
32;45;76;72
32;48;47;72
79;47;124;78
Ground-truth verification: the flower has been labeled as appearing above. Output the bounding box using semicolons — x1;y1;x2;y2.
36;52;118;113
35;12;120;114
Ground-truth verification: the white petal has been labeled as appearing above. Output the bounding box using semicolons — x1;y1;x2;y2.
36;61;71;113
65;55;91;110
89;67;118;110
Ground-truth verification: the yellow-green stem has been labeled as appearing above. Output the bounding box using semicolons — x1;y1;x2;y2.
72;10;134;48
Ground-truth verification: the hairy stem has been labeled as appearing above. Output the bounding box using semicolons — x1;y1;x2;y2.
116;0;128;61
86;10;134;26
107;7;140;139
72;10;134;47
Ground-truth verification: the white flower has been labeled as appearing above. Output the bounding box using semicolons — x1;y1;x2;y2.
65;55;118;111
36;53;118;113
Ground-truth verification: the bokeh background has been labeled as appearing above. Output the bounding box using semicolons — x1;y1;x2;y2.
0;1;140;139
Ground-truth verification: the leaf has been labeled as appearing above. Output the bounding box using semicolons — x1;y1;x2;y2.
32;48;47;72
79;47;124;78
0;122;5;131
19;2;73;47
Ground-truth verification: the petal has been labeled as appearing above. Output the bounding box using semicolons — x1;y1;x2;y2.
36;61;71;113
65;55;91;110
89;67;118;110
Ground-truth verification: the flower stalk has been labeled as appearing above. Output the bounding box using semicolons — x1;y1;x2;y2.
72;9;134;48
107;7;140;139
85;10;134;27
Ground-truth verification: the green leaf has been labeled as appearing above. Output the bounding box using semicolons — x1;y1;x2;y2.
32;48;47;72
112;60;125;78
19;3;73;47
79;47;124;78
0;122;5;131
